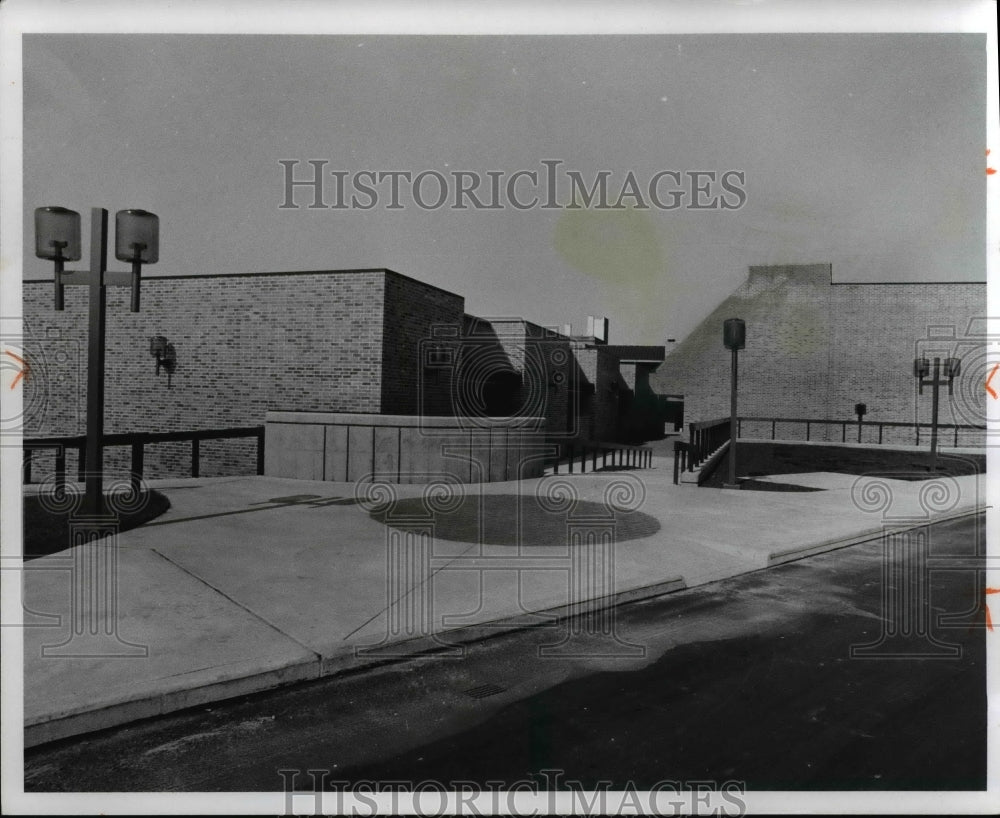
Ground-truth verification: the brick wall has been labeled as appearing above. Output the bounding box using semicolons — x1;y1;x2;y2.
23;270;391;478
381;271;465;416
649;264;987;446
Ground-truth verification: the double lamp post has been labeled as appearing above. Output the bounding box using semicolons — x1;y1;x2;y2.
34;205;159;515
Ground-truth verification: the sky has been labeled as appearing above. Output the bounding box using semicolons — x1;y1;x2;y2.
21;32;987;345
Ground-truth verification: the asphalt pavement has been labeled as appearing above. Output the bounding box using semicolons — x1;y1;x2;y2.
24;514;987;792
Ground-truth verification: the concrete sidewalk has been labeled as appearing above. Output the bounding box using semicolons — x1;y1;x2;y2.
21;455;988;746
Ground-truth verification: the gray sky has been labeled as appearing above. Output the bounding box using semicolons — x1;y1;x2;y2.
22;33;986;344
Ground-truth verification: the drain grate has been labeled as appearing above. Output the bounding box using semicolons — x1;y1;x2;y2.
464;683;506;699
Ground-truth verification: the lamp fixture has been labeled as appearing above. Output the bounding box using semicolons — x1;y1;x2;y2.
150;335;176;383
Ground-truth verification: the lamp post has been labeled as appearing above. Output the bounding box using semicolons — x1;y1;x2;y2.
723;318;745;489
34;206;159;515
913;356;960;471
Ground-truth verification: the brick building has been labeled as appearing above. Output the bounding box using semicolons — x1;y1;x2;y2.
650;263;987;446
22;268;663;479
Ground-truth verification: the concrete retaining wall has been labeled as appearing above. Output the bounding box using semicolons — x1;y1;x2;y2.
265;411;549;484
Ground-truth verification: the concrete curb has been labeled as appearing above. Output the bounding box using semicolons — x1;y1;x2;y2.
24;657;322;748
23;575;687;748
765;505;986;567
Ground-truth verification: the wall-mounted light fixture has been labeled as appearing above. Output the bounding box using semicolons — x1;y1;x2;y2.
150;335;176;384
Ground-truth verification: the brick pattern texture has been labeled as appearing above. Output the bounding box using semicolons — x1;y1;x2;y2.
22;267;671;482
23;270;397;477
649;264;987;446
381;272;465;416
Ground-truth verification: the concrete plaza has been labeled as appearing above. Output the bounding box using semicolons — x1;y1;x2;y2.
19;448;988;747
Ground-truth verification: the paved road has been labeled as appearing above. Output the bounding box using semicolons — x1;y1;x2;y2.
25;515;987;793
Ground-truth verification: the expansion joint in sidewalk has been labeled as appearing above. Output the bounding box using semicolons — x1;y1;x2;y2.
150;548;322;661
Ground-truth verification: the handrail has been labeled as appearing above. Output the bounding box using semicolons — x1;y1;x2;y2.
688;417;730;470
23;426;265;493
689;416;730;431
737;415;984;430
736;415;985;446
551;439;654;474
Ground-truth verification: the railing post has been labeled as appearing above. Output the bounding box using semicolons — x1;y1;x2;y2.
916;426;920;446
602;449;607;469
673;445;680;484
806;421;810;441
879;424;883;445
593;446;597;471
568;444;574;474
256;427;266;475
771;419;776;440
130;442;144;497
581;446;586;473
953;426;959;448
842;422;847;443
191;437;200;478
55;447;66;494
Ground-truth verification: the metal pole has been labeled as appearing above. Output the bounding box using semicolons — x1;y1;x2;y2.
54;255;65;311
84;208;108;516
130;256;142;312
728;347;738;486
930;357;940;470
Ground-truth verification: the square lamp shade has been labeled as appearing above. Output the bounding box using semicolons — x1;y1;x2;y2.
944;357;962;378
914;358;930;379
115;209;159;264
723;318;746;350
34;206;82;261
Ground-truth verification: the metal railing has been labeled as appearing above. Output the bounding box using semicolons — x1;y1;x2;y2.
673;417;730;484
736;416;986;447
23;426;265;494
551;440;653;475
